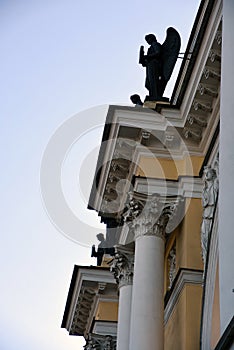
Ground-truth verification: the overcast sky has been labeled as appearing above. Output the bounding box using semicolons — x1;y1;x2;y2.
1;1;200;349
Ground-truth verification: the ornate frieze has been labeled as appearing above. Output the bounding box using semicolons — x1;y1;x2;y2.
84;333;117;350
201;165;219;265
110;245;134;288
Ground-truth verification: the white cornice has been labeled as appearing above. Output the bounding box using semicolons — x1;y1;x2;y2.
179;0;222;122
66;267;117;336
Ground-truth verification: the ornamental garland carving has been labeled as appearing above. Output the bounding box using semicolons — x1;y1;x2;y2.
168;246;176;290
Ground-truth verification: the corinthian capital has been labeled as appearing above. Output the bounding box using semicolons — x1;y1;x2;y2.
125;194;179;240
84;333;116;350
110;245;134;288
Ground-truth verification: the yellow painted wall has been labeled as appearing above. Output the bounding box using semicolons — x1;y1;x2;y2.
136;156;204;179
164;284;203;350
165;286;186;350
164;198;203;294
185;284;203;349
177;198;203;270
95;301;118;321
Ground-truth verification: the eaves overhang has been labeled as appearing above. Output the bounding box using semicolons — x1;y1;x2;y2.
171;0;219;106
61;265;117;337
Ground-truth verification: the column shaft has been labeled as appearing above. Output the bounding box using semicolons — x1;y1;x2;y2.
117;285;132;350
129;235;164;350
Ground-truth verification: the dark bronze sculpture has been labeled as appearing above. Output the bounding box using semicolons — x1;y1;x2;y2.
138;27;181;102
91;233;115;266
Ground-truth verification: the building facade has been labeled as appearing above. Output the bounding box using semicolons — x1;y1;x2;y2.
62;0;234;349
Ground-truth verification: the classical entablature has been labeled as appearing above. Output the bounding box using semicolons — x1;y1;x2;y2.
61;266;118;338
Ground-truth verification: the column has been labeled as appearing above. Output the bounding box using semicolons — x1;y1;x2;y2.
111;245;134;350
127;195;176;350
219;0;234;334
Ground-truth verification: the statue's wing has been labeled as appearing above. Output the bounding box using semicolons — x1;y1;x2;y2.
161;27;181;82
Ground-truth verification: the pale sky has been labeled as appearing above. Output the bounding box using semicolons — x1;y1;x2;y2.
1;1;200;349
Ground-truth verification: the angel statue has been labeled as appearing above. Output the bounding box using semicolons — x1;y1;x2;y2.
139;27;181;101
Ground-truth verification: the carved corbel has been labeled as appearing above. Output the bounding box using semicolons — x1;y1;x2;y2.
197;83;218;98
209;49;221;63
193;100;212;113
183;125;203;142
203;67;221;81
215;31;222;45
188;114;207;127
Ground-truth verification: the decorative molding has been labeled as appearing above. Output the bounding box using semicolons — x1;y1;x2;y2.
84;333;117;350
164;269;203;325
110;245;134;288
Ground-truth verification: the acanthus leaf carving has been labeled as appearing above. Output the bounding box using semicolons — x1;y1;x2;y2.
110;245;134;288
123;194;179;240
84;333;116;350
